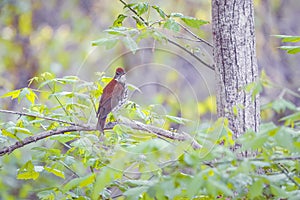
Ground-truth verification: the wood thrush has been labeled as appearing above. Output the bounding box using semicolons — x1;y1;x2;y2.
96;67;128;132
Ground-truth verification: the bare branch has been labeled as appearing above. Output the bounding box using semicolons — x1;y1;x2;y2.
0;109;86;127
166;38;214;70
177;23;213;47
0;126;93;156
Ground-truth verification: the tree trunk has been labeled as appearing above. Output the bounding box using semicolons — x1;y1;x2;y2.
212;0;260;141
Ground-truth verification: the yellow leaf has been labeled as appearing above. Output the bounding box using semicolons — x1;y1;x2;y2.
1;89;21;99
17;161;39;180
44;167;65;179
26;89;37;104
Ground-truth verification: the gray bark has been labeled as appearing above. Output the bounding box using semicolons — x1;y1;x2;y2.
212;0;260;139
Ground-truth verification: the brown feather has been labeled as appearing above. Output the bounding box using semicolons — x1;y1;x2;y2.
96;79;125;132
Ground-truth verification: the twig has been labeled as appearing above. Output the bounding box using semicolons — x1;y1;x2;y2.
120;0;147;25
203;156;300;167
59;160;80;178
173;35;205;42
0;109;85;127
119;0;214;71
178;23;213;47
46;83;70;116
276;163;300;189
167;38;214;70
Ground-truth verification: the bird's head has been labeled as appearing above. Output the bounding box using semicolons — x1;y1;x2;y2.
114;67;126;83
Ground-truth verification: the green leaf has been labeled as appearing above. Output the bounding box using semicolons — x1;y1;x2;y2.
7;127;33;135
91;37;119;49
50;134;78;143
271;98;296;113
123;36;138;54
113;14;127;27
279;46;300;54
37;190;55;200
17;160;39;180
40;72;55;80
273;35;300;43
1;129;18;140
124;179;156;187
270;185;289;198
273;127;296;151
123;186;149;199
131;2;149;16
92;168;112;199
248;178;264;199
79;174;95;187
104;27;129;36
163;19;180;32
208;178;233;196
44;167;65;179
165;115;189;124
152;5;166;19
63;174;95;192
37;79;56;89
170;13;184;18
180;16;209;29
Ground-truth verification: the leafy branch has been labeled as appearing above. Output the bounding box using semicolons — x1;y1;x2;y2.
94;0;214;70
0;109;202;156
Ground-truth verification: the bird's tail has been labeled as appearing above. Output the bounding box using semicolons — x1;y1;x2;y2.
96;116;107;133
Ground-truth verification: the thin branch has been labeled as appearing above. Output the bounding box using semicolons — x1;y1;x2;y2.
0;120;202;156
119;0;214;71
0;126;92;156
0;109;86;127
59;160;80;178
119;120;202;149
276;163;300;189
46;83;70;116
173;35;205;42
177;23;213;47
120;0;148;26
204;156;300;167
167;38;214;70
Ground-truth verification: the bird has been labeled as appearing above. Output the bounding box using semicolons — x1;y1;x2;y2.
96;67;128;132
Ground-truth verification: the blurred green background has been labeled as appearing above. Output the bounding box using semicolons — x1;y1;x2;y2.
1;0;299;111
1;0;300;198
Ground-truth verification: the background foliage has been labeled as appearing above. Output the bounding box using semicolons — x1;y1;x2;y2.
1;0;300;199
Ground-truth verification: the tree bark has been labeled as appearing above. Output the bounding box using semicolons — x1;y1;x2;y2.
212;0;260;141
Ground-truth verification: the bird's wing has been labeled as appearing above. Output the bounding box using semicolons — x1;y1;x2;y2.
97;80;115;118
97;80;125;118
